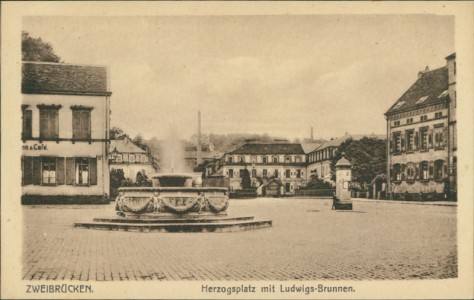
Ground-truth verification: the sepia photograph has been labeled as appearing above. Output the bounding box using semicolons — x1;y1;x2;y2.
2;2;473;299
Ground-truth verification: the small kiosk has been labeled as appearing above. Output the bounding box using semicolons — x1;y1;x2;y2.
332;153;353;210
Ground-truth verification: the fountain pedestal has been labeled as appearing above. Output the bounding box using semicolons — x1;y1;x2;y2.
75;174;272;233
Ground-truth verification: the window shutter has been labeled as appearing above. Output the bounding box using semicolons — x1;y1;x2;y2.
56;157;65;185
66;158;75;185
414;131;419;150
442;127;448;147
90;157;98;185
415;163;420;180
32;157;41;185
429;161;434;179
401;164;406;180
428;128;433;148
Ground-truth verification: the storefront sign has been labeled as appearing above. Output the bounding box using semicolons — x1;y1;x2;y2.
22;143;48;151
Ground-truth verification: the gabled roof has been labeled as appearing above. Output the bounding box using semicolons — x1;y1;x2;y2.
110;138;147;154
228;142;305;155
310;133;385;153
22;62;111;96
385;66;449;116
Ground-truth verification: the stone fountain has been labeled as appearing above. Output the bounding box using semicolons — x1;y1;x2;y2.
75;173;272;233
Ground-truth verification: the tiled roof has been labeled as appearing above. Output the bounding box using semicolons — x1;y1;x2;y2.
385;66;449;116
228;142;305;155
110;138;147;154
22;62;111;96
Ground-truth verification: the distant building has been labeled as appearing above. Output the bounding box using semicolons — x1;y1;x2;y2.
307;133;385;184
21;62;112;204
109;137;157;181
385;53;456;200
184;140;221;171
215;140;307;195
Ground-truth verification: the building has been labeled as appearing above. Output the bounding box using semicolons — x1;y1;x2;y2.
214;140;307;195
307;133;385;184
385;53;456;200
21;62;112;204
109;137;157;181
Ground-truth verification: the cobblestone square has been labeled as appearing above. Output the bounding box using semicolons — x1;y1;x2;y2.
22;198;457;281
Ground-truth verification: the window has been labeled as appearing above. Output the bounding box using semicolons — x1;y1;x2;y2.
123;154;129;162
116;154;123;162
285;169;290;178
406;162;416;181
251;156;257;163
263;169;268;177
406;130;414;151
239;156;244;163
393;101;405;110
228;169;234;178
239;169;244;178
416;96;429;104
393;164;402;181
42;157;56;185
438;90;449;98
434;160;444;180
434;127;444;148
285;156;291;163
262;156;268;163
39;107;59;139
228;156;233;163
274;169;279;178
420;115;428;122
296;169;301;178
272;156;278;163
394;120;400;127
251;169;256;177
435;112;443;119
295;156;302;163
72;109;91;140
392;132;401;153
419;127;429;150
22;109;32;139
129;154;136;163
141;155;147;163
285;183;291;192
75;158;89;185
420;161;429;180
407;118;413;124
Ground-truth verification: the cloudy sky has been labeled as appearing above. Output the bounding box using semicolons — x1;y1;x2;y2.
23;15;454;141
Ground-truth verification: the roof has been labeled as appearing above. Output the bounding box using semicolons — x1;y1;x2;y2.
335;155;352;167
301;141;323;153
385;66;449;116
110;138;147;154
310;133;385;153
228;142;305;155
22;62;111;96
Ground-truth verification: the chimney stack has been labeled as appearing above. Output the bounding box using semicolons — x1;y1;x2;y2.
197;110;202;166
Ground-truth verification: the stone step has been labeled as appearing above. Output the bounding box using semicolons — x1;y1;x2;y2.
74;219;272;233
92;216;255;224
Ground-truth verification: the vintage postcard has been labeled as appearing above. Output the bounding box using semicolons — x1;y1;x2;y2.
1;1;473;299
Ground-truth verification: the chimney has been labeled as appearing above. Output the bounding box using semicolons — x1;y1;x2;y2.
418;66;430;78
311;127;314;141
197;110;202;165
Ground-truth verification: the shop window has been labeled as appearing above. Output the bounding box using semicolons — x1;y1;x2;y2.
72;109;91;140
39;107;59;139
75;158;89;185
22;109;32;139
42;157;57;185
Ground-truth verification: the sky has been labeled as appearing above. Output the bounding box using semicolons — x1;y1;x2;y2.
23;15;454;141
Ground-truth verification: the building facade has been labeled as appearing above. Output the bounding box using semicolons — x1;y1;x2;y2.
109;137;157;181
21;62;112;204
215;140;307;195
385;53;456;200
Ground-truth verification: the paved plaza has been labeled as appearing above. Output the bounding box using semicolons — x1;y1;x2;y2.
22;198;457;281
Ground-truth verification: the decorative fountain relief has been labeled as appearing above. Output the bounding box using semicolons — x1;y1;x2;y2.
75;173;272;233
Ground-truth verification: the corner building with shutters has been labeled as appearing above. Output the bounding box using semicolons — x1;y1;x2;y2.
385;53;456;200
21;62;112;204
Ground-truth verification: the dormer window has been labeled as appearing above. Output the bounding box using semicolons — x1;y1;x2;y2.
438;90;449;98
393;101;405;110
416;96;429;104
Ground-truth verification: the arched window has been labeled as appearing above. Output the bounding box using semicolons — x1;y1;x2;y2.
434;160;444;180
